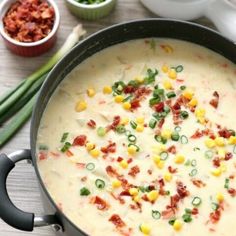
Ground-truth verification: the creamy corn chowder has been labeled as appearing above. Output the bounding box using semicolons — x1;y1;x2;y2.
37;39;236;236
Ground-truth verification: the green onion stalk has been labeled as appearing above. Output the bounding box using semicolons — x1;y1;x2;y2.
0;24;86;147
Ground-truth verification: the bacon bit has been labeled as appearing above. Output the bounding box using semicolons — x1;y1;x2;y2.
120;191;131;197
209;91;219;109
101;142;116;154
123;85;136;94
147;169;153;175
130;99;140;110
212;157;221;167
107;116;121;131
167;145;177;154
161;208;175;219
90;196;110;211
134;87;152;99
73;135;87;146
3;0;55;43
192;179;206;188
225;152;233;161
81;176;87;182
158;178;166;195
229;175;235;179
158;118;165;128
153;102;164;112
87;119;96;129
210;210;221;223
141;194;149;202
50;151;60;158
176;79;184;83
130;202;142;212
106;165;119;177
192;208;199;215
191;129;204;139
228;188;236;197
127;158;133;164
109;214;126;228
128;165;140;177
168;166;178;174
38;152;47;160
65;150;74;157
176;181;189;198
76;163;86;169
117;156;123;162
218;128;232;139
98;100;106;104
110;192;125;205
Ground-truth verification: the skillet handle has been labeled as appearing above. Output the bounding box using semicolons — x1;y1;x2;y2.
0;149;62;232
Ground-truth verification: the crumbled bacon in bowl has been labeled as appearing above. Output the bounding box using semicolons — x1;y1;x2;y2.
3;0;55;43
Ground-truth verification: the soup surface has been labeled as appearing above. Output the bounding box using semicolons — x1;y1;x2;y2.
37;39;236;236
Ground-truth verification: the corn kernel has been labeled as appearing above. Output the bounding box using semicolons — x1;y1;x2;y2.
205;138;216;148
183;90;194;100
103;86;112;94
215;137;225;147
216;193;224;202
136;117;145;124
129;188;139;196
198;117;206;124
189;98;198;107
89;149;100;158
162;45;173;54
164;172;172;182
161;129;172;139
220;162;227;172
147;190;159;201
87;88;96;97
120;117;129;125
136;124;144;132
168;69;177;80
86;142;95;151
218;148;226;158
175;155;185;164
211;168;222;177
156;160;165;169
228;136;236;145
123;102;131;110
120;160;128;169
162;64;169;73
153;155;161;164
195;107;206;118
163;79;172;89
135;76;144;83
133;195;141;203
128;146;137;155
112;179;122;188
140;223;151;235
75;100;87;112
114;95;124;103
173;220;182;231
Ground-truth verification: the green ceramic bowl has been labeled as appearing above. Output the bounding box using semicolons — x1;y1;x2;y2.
65;0;116;20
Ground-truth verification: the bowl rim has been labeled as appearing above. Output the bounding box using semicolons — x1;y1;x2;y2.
65;0;114;9
0;0;60;47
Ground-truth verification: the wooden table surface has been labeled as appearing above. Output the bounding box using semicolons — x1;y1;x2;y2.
0;1;214;235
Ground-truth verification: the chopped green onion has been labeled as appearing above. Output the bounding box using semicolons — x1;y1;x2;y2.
154;135;167;144
228;129;236;136
233;145;236;154
125;130;131;136
175;65;184;73
171;132;180;141
205;150;213;159
193;147;200;151
192;197;202;207
149;97;160;106
180;111;189;119
128;134;137;143
191;159;197;167
153;89;164;97
164;106;171;113
182;213;192;223
139;186;151;193
211;202;219;211
130;121;137;129
180;85;186;90
112;81;126;94
60;142;71;152
184;159;191;166
150;38;156;50
144;68;158;85
185;208;192;214
168;218;176;225
166;91;176;99
128;143;140;152
95;179;105;189
149;119;157;129
175;126;181;132
97;127;106;137
180;135;188;144
80;187;91;196
38;144;48;151
123;95;133;102
61;132;69;143
86;163;95;171
160;151;169;160
116;125;126;134
189;169;198;177
224;178;230;189
128;80;139;87
152;210;161;220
